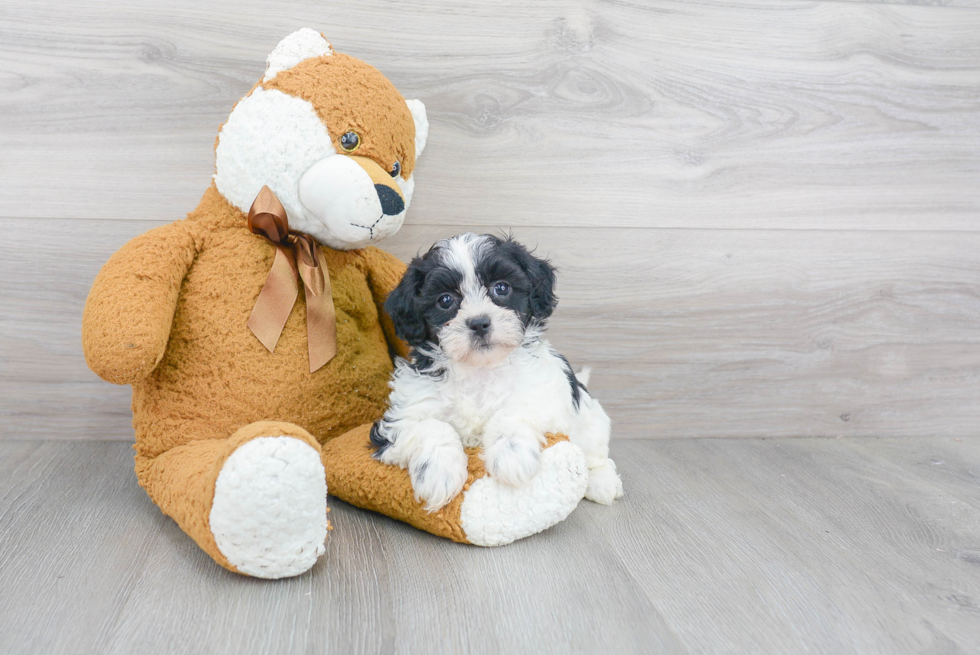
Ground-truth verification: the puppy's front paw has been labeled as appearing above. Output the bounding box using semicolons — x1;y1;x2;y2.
410;446;468;512
585;459;624;505
484;438;541;488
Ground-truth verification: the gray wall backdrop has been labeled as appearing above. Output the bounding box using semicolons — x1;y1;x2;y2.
2;0;979;440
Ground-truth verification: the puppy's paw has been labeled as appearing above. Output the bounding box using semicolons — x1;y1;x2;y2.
410;445;468;512
484;437;542;488
375;441;400;466
585;459;624;505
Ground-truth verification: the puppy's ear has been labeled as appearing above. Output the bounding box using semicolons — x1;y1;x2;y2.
385;260;428;345
526;253;558;321
503;239;557;321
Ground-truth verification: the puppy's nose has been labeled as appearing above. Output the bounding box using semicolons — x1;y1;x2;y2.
375;184;405;216
467;315;492;337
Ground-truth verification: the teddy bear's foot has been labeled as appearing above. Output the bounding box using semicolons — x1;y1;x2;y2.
459;439;588;546
135;420;328;578
322;425;588;547
210;435;327;578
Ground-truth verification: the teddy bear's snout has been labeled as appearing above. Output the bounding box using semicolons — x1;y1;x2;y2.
296;153;411;248
375;184;405;216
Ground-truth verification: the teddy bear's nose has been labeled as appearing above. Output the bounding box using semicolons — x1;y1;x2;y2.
375;184;405;216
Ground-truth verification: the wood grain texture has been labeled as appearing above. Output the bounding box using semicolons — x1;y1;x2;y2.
4;218;979;440
1;0;978;229
2;0;978;441
2;437;978;654
839;0;980;7
601;437;980;653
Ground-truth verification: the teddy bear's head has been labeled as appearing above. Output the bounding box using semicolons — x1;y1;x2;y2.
213;29;428;250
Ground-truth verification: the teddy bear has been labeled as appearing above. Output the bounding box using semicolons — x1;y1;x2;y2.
82;29;590;579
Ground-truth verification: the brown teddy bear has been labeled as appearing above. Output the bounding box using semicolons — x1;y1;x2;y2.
82;29;589;579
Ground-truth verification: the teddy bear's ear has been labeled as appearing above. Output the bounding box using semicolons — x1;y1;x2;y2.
263;28;334;82
406;99;429;159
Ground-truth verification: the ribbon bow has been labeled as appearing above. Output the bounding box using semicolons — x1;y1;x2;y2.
247;185;337;373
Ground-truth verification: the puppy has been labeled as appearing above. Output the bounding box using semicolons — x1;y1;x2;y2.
371;233;623;511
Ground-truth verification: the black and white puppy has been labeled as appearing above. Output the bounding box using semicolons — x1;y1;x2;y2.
371;233;623;512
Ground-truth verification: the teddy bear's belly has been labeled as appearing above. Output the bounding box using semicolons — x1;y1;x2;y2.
130;253;395;459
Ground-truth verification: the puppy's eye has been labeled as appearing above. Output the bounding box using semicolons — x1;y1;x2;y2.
340;131;360;152
390;161;401;178
492;282;511;298
437;294;456;310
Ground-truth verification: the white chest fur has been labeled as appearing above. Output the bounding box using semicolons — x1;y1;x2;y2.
426;340;578;447
441;360;519;446
377;337;620;510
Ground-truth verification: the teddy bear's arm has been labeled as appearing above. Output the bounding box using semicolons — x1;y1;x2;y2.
361;246;411;360
82;221;197;385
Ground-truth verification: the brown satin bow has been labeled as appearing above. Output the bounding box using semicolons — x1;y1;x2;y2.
247;185;337;373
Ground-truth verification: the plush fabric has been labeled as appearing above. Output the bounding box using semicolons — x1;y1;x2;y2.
136;420;323;573
84;184;408;571
323;427;588;546
210;432;328;578
263;53;418;179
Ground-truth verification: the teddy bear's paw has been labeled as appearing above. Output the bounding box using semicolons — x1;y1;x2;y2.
585;458;624;505
459;441;588;547
210;436;327;578
410;444;468;513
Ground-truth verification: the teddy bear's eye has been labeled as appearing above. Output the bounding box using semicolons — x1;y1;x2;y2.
390;161;401;178
340;131;360;152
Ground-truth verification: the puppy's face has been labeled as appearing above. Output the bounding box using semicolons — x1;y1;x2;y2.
386;233;557;368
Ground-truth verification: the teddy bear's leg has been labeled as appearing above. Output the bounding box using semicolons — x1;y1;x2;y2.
135;421;328;579
322;424;588;547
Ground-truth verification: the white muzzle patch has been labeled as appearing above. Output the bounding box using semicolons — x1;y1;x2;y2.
438;293;525;368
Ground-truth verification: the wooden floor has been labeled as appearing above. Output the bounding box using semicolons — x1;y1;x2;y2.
2;437;978;654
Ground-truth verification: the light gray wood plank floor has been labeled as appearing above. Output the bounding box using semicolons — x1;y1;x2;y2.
2;437;978;654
